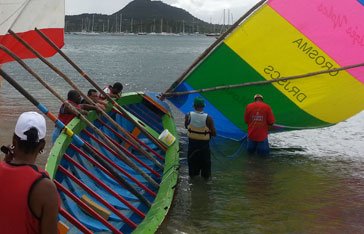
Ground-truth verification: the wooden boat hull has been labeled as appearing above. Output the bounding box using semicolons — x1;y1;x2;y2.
46;92;179;233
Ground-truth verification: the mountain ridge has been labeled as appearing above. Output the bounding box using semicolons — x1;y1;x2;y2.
65;0;224;34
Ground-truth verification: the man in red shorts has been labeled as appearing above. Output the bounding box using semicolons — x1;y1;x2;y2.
244;94;275;155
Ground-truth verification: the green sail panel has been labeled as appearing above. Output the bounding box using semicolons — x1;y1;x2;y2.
186;43;329;131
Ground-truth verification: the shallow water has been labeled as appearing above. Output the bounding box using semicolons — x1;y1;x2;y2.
0;34;363;233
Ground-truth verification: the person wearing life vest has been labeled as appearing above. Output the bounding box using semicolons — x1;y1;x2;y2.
244;94;275;155
51;90;98;143
185;97;216;180
0;112;59;234
99;82;123;100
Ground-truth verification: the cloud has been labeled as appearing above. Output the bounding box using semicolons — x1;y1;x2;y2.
167;0;259;23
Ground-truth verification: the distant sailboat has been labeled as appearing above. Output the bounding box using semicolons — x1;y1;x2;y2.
88;14;99;35
138;20;147;35
149;18;157;35
179;20;187;35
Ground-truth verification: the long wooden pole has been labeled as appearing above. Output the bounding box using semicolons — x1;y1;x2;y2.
163;0;268;95
34;28;168;152
0;68;152;208
163;61;364;97
0;44;159;188
8;29;164;171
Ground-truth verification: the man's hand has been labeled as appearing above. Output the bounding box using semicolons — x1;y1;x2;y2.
157;93;166;101
1;145;14;162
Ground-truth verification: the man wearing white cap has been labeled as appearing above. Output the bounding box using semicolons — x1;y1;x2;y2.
0;112;59;234
244;94;275;155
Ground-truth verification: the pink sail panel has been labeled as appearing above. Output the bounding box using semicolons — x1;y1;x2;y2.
269;0;364;83
0;0;64;64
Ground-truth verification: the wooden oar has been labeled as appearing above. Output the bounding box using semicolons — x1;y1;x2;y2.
35;28;168;152
97;118;164;161
7;30;164;170
55;181;122;233
0;44;159;188
64;153;149;215
83;129;161;177
58;166;138;229
60;208;93;234
163;61;364;97
0;68;152;208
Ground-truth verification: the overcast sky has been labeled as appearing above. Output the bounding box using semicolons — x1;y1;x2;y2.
65;0;260;24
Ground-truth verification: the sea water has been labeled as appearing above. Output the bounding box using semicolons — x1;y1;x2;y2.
0;34;363;233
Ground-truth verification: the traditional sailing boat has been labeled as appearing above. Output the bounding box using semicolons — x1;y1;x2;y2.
164;0;364;141
0;0;178;233
1;0;364;232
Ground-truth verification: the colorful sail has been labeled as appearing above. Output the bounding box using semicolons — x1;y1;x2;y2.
0;0;64;64
165;0;364;140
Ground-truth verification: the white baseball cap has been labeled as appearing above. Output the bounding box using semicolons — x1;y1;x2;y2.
254;94;263;100
14;112;46;142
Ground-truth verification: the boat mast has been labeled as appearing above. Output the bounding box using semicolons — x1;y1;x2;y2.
120;13;122;33
91;14;95;32
183;20;185;34
160;18;163;33
131;18;133;33
115;14;117;33
153;18;156;33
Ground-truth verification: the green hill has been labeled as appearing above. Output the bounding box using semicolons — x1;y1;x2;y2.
65;0;223;34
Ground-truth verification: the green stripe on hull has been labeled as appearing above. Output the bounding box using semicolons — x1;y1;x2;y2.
185;43;329;130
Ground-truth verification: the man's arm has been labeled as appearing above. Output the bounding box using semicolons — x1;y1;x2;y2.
184;113;190;129
109;93;121;99
267;106;275;125
206;116;216;137
244;105;250;124
29;178;59;234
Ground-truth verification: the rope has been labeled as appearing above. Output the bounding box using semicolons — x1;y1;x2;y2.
163;62;364;97
211;137;246;160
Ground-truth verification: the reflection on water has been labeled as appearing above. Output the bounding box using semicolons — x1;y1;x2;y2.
0;34;363;233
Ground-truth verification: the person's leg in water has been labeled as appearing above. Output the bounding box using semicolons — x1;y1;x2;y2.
246;138;258;154
256;138;270;156
188;140;201;178
200;146;211;180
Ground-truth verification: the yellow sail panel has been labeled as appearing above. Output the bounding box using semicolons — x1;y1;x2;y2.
224;5;364;124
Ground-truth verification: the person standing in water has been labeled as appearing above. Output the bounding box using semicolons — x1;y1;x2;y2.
0;111;59;233
244;94;275;155
185;97;216;180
